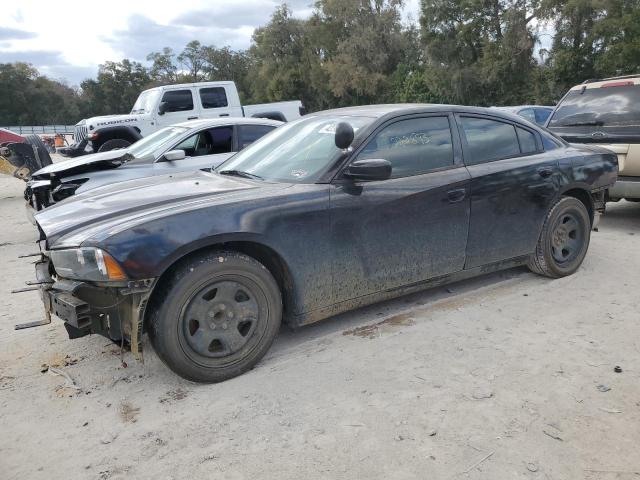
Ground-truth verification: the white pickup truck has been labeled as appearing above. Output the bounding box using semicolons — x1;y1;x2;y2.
62;81;305;156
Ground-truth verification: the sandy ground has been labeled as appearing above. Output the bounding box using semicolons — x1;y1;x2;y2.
1;170;639;480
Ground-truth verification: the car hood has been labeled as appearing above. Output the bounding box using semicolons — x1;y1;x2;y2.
32;149;129;179
35;170;289;247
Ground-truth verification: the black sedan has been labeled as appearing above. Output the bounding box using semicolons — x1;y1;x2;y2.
30;105;618;382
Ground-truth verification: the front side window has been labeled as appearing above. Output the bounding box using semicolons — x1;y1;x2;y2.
161;89;194;113
173;127;233;157
237;124;277;149
460;117;520;165
356;117;454;178
200;87;228;109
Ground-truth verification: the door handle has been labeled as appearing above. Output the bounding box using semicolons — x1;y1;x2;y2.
538;167;554;178
219;114;230;117
187;116;199;120
447;188;466;203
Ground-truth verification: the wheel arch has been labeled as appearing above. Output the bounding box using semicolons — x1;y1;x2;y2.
91;126;142;150
559;185;595;224
145;235;296;327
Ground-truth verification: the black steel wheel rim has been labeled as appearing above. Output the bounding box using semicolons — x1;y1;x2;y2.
550;211;584;265
180;279;262;360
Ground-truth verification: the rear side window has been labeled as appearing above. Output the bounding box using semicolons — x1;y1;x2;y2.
357;116;454;178
516;127;537;154
200;87;228;109
460;117;520;165
161;90;193;112
548;85;640;127
238;125;276;149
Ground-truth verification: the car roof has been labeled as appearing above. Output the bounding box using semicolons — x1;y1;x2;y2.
493;105;554;112
309;103;548;122
171;117;283;129
570;75;640;90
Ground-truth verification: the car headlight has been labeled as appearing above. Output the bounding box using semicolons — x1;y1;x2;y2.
49;247;127;281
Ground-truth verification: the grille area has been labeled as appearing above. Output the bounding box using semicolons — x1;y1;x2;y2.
73;124;87;142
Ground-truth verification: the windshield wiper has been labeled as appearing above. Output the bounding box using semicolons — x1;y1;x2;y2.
558;120;605;127
218;170;264;180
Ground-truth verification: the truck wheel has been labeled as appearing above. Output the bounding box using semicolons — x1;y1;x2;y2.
23;135;53;168
98;139;131;152
528;197;591;278
147;251;282;382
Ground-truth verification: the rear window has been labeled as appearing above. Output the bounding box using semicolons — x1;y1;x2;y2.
548;85;640;127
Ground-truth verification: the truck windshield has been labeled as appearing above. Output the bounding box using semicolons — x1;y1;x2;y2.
131;89;161;114
217;115;374;183
127;126;188;160
548;85;640;127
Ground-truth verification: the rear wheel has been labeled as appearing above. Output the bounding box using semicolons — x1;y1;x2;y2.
97;138;131;152
528;197;591;278
148;251;282;382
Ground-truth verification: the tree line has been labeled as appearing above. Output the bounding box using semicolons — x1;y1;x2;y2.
1;0;638;126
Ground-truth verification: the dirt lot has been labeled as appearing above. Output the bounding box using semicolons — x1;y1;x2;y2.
1;171;639;480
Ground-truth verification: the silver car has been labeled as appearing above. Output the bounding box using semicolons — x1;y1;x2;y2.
25;117;282;216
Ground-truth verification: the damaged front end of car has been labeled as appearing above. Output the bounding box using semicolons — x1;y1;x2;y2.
15;243;156;361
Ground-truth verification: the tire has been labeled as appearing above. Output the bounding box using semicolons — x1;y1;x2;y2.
147;251;282;382
23;134;53;168
97;138;131;152
528;197;591;278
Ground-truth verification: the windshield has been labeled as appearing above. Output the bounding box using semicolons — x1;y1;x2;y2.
130;89;161;114
548;85;640;127
217;115;374;183
126;126;188;160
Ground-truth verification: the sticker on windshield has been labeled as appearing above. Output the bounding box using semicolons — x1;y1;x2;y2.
291;169;308;178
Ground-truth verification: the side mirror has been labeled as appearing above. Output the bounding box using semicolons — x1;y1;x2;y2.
344;158;392;181
162;149;186;162
335;122;354;149
158;101;168;115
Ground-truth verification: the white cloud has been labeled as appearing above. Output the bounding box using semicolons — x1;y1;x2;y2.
0;0;421;85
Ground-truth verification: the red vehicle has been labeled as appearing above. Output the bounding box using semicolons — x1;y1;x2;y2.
0;129;52;180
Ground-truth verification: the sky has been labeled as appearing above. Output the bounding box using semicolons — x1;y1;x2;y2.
1;0;551;87
1;0;420;86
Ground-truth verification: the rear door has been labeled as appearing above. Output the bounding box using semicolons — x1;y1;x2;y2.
197;86;237;119
156;88;199;126
330;113;471;302
457;114;560;268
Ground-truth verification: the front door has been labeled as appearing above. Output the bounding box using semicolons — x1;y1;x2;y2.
456;114;560;268
155;88;200;127
330;114;471;303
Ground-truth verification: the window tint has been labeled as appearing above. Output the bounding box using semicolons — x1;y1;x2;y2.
516;127;537;154
542;133;562;151
548;85;640;127
161;90;193;112
357;117;453;178
238;124;276;149
535;108;552;125
518;108;536;123
173;127;233;157
200;87;228;109
460;117;520;165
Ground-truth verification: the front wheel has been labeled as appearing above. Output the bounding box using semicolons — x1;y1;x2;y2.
97;138;131;152
148;251;282;382
528;197;591;278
